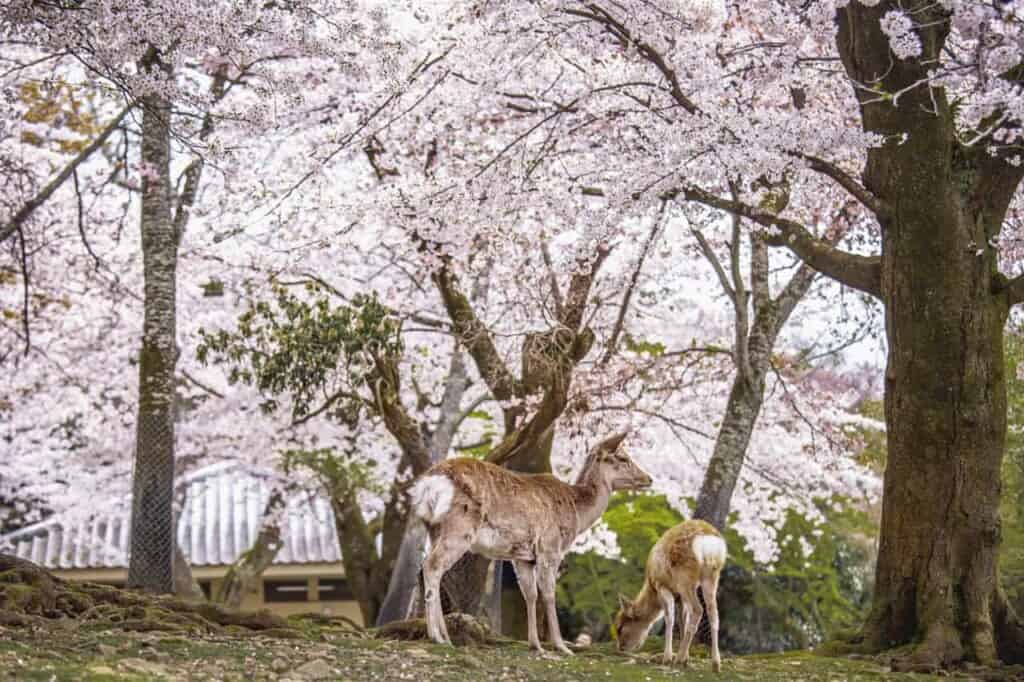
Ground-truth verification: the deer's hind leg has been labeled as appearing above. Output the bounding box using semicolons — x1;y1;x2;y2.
675;586;702;666
701;571;722;673
423;516;477;645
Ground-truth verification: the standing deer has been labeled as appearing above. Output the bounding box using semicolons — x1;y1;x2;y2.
614;519;727;671
409;431;652;653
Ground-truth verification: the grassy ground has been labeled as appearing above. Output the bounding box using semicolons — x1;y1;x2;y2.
0;618;962;682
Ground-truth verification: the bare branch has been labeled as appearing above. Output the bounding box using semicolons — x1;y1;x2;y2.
677;185;882;298
1;104;132;246
692;227;736;303
601;203;665;364
179;369;225;399
540;240;565;319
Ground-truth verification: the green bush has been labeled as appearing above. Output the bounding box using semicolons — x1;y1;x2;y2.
557;494;875;654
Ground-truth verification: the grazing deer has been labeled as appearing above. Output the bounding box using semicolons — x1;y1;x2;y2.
614;519;726;671
410;431;652;653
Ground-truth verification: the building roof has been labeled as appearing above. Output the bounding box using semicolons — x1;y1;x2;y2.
0;462;343;570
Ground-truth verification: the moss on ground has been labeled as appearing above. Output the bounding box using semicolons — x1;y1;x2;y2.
0;619;997;681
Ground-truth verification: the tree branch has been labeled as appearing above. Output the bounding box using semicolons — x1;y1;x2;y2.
601;204;665;364
1;104;132;246
1003;273;1024;306
563;4;700;115
540;240;565;320
691;227;736;304
678;185;882;298
430;260;522;404
560;243;612;331
793;152;889;217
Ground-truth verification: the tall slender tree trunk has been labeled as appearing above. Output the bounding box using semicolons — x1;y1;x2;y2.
693;375;763;530
127;78;178;593
692;229;815;530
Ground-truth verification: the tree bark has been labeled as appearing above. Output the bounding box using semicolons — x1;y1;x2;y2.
127;63;178;594
172;541;205;602
215;525;282;609
693;375;763;529
831;3;1024;666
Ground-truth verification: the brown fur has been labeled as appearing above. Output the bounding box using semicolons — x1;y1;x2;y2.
414;433;651;653
615;519;726;671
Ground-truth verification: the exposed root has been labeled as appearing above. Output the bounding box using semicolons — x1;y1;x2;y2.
0;553;295;637
376;613;496;646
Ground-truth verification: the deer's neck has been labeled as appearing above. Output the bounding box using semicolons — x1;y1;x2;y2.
571;472;613;536
632;580;664;625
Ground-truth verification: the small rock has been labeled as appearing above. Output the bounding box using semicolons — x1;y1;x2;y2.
87;665;116;675
292;658;335;680
271;658;290;673
96;643;117;657
406;648;432;658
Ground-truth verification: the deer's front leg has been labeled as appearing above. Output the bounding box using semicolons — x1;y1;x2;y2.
513;560;543;652
538;561;572;656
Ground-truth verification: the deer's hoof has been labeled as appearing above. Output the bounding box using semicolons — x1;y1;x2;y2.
712;659;721;673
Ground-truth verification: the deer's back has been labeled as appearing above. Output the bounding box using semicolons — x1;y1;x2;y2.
426;458;580;553
647;519;723;588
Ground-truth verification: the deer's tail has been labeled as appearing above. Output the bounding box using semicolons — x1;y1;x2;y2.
409;474;455;526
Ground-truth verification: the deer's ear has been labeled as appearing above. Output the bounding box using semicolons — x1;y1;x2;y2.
601;431;629;454
617;593;632;614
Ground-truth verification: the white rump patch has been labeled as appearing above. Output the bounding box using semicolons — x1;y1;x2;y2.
410;474;455;525
692;535;727;570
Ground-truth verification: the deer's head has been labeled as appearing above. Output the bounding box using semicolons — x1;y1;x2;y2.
614;593;653;652
592;431;652;491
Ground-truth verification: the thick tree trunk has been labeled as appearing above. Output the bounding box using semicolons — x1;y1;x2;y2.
829;5;1024;665
861;205;1021;666
127;81;178;594
693;375;763;530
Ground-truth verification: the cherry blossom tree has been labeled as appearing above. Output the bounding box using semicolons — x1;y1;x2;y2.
389;0;1024;666
1;0;886;648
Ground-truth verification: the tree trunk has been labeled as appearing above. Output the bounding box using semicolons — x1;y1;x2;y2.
861;202;1022;666
376;521;428;624
127;76;178;594
172;541;204;602
693;374;763;530
215;525;282;609
214;492;284;610
829;6;1024;665
331;495;389;625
